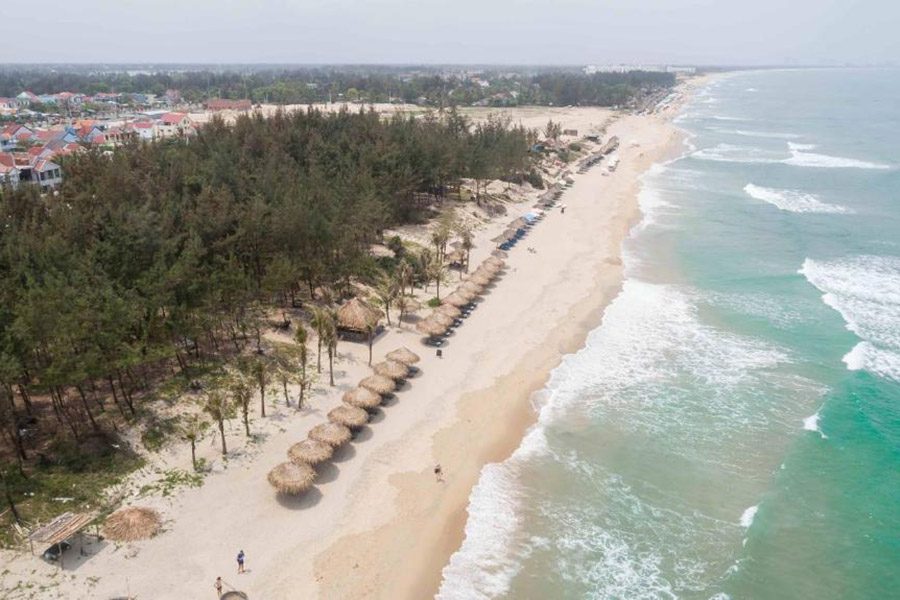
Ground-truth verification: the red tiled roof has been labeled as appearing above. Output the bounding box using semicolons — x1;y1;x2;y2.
160;112;189;125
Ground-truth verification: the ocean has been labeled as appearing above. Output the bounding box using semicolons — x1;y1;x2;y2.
437;69;900;599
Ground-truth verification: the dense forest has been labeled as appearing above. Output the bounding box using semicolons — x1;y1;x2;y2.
0;106;533;531
0;67;675;107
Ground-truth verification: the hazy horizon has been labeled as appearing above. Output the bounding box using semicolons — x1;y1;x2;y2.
1;1;897;66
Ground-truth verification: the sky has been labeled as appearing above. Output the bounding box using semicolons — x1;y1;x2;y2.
1;0;898;66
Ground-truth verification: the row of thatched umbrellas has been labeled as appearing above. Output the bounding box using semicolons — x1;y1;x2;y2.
267;346;421;497
414;253;508;338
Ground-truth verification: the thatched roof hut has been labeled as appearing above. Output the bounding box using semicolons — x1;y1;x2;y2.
460;280;483;295
429;311;455;328
267;462;317;495
485;256;505;268
288;439;333;465
469;272;493;286
343;386;382;409
336;298;384;333
396;296;421;316
359;374;396;395
491;249;509;259
102;507;162;542
442;292;470;307
328;405;369;429
309;422;352;447
416;318;448;336
386;347;420;365
373;359;409;380
436;303;462;318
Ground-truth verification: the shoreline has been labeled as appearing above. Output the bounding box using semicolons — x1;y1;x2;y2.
312;91;697;598
0;83;703;600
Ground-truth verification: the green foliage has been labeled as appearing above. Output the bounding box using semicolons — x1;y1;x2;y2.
526;169;545;189
138;468;204;498
141;415;181;452
427;297;441;308
568;142;582;152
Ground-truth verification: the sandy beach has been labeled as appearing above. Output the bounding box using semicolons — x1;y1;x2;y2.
0;82;696;600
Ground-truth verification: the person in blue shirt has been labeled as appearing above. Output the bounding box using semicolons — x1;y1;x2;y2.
237;549;246;574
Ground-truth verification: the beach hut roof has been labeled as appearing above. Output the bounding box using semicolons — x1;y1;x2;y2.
359;374;397;395
336;298;384;333
429;311;455;327
416;318;448;336
469;272;493;286
288;439;333;465
386;347;420;365
491;249;509;259
442;292;470;307
485;256;505;268
267;461;317;495
309;422;353;447
436;303;462;318
453;287;478;302
328;404;369;429
373;359;409;380
396;296;422;313
102;507;161;542
460;280;483;295
342;386;382;409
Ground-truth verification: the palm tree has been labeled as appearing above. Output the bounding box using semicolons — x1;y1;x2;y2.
429;259;447;301
431;224;451;265
203;391;232;456
252;358;268;418
459;227;474;273
231;377;253;437
322;316;338;386
374;273;399;326
294;326;309;408
181;415;209;471
310;306;329;374
396;259;414;297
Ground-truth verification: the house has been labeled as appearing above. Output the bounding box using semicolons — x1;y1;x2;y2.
1;124;34;150
205;98;252;111
16;91;38;107
31;158;62;191
156;112;195;137
0;97;16;113
0;153;20;188
130;120;157;141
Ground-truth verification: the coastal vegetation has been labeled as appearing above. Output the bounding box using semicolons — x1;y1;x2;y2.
0;67;675;108
0;106;534;540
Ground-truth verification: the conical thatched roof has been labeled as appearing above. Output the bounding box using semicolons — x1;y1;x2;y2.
343;386;382;409
491;249;508;259
328;405;369;429
359;374;396;395
102;507;162;542
386;347;420;365
442;292;469;307
268;461;317;495
416;318;447;336
478;261;501;274
469;272;493;286
288;439;333;465
429;311;455;327
453;287;478;302
373;359;409;380
460;280;483;295
336;298;384;333
309;422;352;447
396;296;421;314
485;256;505;268
436;303;462;318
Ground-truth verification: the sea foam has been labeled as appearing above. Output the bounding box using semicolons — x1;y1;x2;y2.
784;146;891;169
743;183;850;214
740;505;759;528
800;256;900;381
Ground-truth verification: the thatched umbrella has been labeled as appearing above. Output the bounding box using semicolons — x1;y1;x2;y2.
485;256;505;268
442;292;469;307
386;347;420;365
416;318;448;336
359;374;396;395
491;249;508;259
336;298;384;333
267;461;317;495
396;297;421;320
478;261;501;275
343;386;382;409
459;280;483;296
373;359;409;380
436;304;462;318
328;405;369;429
102;507;162;542
469;272;493;287
510;217;528;229
309;422;352;447
453;287;478;302
288;439;333;465
429;311;455;328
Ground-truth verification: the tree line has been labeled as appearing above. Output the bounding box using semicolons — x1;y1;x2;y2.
0;67;675;108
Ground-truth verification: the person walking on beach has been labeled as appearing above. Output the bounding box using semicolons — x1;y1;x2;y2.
237;549;246;574
434;464;444;482
214;576;223;597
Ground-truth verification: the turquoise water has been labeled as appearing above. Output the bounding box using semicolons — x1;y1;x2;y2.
437;69;900;599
